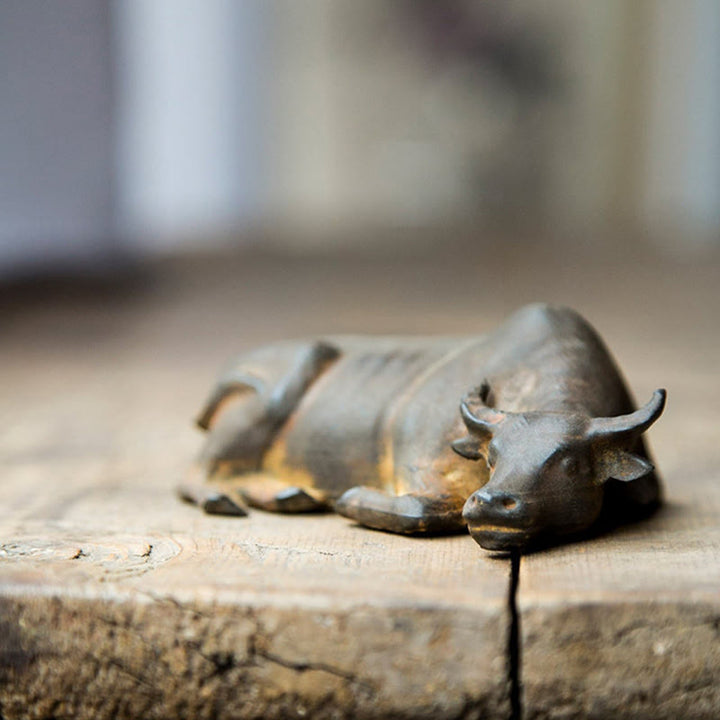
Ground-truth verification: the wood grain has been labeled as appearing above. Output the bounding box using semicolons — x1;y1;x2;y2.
1;239;719;718
0;252;517;719
519;342;720;719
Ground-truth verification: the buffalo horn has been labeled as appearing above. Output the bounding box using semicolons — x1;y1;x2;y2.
460;381;506;436
588;389;666;442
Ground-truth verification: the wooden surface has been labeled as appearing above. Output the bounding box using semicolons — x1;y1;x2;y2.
1;237;719;719
519;356;720;719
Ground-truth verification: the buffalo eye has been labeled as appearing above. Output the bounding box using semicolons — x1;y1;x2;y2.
560;454;579;476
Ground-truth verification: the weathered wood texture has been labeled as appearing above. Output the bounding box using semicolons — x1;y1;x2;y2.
519;378;720;720
0;528;509;720
1;237;719;718
0;346;509;719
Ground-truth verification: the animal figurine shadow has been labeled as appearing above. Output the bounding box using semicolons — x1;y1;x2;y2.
180;304;665;551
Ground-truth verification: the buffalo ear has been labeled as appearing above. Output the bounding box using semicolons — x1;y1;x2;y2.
594;447;654;483
451;436;484;461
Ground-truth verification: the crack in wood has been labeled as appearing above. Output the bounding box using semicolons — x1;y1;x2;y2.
243;607;377;697
254;647;376;695
509;551;522;720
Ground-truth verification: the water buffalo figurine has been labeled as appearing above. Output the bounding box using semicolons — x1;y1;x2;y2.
181;304;665;551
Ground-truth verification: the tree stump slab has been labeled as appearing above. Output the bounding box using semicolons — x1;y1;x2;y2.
2;245;719;718
519;381;720;720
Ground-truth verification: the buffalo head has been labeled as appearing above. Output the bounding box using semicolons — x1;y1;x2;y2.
452;383;666;551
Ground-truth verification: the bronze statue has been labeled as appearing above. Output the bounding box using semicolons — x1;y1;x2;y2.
181;304;665;551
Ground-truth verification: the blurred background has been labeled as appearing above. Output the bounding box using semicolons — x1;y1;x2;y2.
1;1;719;495
2;6;719;715
1;0;719;277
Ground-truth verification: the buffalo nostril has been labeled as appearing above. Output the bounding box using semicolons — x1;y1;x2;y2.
464;491;521;521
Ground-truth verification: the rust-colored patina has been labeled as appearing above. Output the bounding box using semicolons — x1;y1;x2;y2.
181;304;665;551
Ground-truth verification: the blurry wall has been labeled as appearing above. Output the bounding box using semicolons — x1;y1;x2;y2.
0;1;116;276
639;0;720;249
0;1;718;277
114;0;267;248
262;0;720;248
264;1;566;239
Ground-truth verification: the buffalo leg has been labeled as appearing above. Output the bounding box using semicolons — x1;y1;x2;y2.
179;474;329;515
177;479;249;516
211;473;329;513
334;486;466;535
